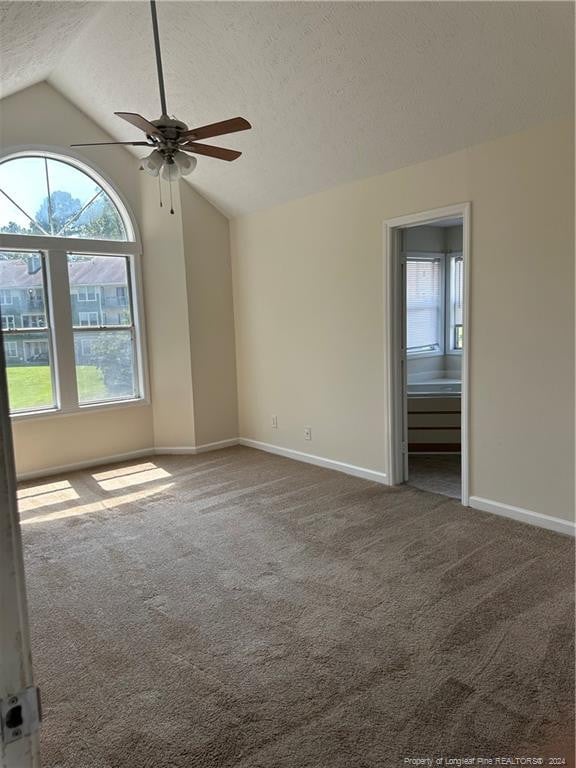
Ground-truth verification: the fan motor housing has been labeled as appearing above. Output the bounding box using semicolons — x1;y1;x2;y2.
152;116;188;135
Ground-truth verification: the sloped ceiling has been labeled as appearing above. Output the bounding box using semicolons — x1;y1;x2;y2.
1;1;573;217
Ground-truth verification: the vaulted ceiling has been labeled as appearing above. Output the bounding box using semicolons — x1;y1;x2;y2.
1;1;573;216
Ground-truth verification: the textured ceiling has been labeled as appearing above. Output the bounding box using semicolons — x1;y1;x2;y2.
0;2;101;100
1;2;573;217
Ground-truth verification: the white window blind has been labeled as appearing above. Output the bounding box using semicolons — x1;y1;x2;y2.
406;258;442;353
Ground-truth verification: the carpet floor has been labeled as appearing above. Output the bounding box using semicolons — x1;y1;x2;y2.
19;446;575;768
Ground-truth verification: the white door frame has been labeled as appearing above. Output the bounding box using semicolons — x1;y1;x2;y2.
0;335;40;767
383;202;471;506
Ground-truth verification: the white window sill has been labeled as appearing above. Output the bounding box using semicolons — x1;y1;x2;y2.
10;397;149;422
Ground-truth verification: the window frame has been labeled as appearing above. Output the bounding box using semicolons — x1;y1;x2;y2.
0;251;57;412
21;313;47;329
0;289;13;305
23;339;49;361
5;340;18;358
405;250;463;359
77;311;100;327
0;150;134;242
0;147;148;421
445;253;464;355
75;286;99;302
70;252;140;406
405;252;446;358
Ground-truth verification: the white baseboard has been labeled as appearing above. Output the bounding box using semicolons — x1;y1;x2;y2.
154;438;239;455
17;448;154;482
469;496;575;537
18;446;572;538
239;438;388;484
17;439;240;481
193;438;239;453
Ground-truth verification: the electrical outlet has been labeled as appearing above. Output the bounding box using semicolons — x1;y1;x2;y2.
271;415;278;429
304;426;312;440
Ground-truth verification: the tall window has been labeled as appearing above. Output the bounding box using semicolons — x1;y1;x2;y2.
69;255;138;404
406;253;463;356
406;258;443;354
450;256;464;350
0;252;55;412
0;152;145;416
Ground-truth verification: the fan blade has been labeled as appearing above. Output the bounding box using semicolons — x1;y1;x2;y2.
71;141;152;147
180;117;251;142
180;142;241;161
115;112;162;136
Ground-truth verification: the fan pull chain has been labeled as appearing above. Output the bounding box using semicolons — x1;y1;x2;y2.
169;181;174;215
158;175;163;208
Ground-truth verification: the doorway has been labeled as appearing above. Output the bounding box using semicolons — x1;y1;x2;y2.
384;204;470;504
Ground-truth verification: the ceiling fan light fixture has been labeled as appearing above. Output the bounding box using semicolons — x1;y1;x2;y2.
142;149;164;177
173;150;197;176
161;159;181;182
70;0;252;220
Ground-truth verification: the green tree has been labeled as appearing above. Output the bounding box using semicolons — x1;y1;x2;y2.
35;190;82;234
0;250;29;260
2;221;28;234
33;190;125;240
76;197;125;240
86;332;133;396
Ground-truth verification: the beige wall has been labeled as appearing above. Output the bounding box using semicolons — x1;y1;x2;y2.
13;406;153;475
181;182;238;446
231;119;574;523
0;82;239;473
468;122;574;518
140;176;196;450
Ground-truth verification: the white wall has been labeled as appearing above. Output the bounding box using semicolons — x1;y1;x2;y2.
231;119;574;523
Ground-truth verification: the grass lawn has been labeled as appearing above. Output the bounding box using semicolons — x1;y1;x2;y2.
6;365;105;411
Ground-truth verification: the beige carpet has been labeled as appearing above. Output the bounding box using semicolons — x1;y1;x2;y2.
19;447;575;768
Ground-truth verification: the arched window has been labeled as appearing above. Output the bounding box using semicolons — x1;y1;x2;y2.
0;151;146;417
0;153;133;241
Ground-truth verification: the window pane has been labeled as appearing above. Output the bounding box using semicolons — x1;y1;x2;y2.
74;330;136;404
68;255;132;327
406;258;442;353
0;251;55;412
452;257;463;326
0;155;128;240
47;159;127;240
454;324;463;350
0;157;49;235
3;332;55;412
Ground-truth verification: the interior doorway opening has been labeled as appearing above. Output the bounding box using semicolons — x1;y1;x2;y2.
385;204;470;504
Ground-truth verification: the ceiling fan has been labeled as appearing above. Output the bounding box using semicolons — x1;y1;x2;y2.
71;0;251;186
